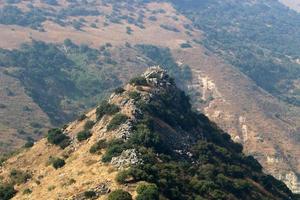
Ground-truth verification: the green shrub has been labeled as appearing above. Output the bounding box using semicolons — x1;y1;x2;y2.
24;141;34;148
84;190;96;198
78;114;87;121
9;169;31;184
101;139;126;162
0;184;16;200
108;189;132;200
128;91;141;101
77;130;92;141
107;114;128;131
84;120;95;130
96;101;120;120
114;87;125;94
47;128;70;149
136;183;159;200
116;170;131;184
23;188;32;195
89;139;107;154
52;158;65;169
129;76;148;86
180;43;192;48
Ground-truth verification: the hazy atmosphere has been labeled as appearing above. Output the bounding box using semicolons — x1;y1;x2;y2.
0;0;299;199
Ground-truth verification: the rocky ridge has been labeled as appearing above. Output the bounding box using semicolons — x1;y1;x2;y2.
0;67;297;200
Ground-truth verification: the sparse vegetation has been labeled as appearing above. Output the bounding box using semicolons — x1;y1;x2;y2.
23;188;32;195
107;113;129;131
108;189;132;200
9;169;31;184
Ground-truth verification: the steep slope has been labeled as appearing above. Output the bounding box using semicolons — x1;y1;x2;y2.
0;67;297;200
0;0;299;194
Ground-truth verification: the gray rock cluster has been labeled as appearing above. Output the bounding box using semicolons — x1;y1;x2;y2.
71;182;110;200
110;149;141;169
143;66;173;87
115;120;134;140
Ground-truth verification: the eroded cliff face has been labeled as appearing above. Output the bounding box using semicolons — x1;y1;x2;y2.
172;47;300;193
188;63;300;193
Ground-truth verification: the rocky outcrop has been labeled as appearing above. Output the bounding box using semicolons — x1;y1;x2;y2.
110;149;141;169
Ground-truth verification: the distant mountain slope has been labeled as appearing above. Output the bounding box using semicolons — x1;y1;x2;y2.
0;0;299;194
280;0;300;12
0;67;296;200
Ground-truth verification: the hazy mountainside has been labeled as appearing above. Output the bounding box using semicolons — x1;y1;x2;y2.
280;0;300;12
0;0;299;194
0;67;297;200
171;0;300;106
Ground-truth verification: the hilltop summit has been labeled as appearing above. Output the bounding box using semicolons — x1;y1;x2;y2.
0;68;297;200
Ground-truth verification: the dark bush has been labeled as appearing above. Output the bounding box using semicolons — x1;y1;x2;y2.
52;158;65;169
129;76;148;86
128;91;141;101
108;189;132;200
114;87;125;94
47;128;70;149
96;101;120;120
0;184;16;200
24;141;34;148
84;120;95;130
89;139;107;154
78;114;87;121
84;190;96;198
136;183;159;200
107;114;129;131
101;139;126;162
23;188;32;194
180;43;192;48
77;130;92;141
116;170;131;184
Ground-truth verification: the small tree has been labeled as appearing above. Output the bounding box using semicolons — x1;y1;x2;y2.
108;189;132;200
89;139;107;154
114;87;125;94
129;76;148;86
107;114;128;131
84;190;96;198
136;183;159;200
84;120;95;130
0;184;16;200
77;130;92;141
52;158;65;169
96;101;120;120
47;128;70;149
